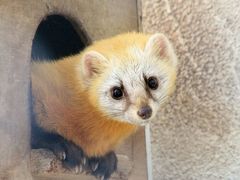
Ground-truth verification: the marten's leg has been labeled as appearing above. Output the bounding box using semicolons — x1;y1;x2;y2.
31;120;86;170
31;123;117;179
32;118;117;178
30;93;86;171
87;151;117;179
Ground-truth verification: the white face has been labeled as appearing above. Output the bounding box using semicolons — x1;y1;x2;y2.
98;47;174;126
80;33;177;126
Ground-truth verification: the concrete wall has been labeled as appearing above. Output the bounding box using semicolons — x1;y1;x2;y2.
0;0;140;179
0;1;34;179
140;0;240;179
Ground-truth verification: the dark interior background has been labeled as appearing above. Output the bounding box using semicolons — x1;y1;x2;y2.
31;15;88;61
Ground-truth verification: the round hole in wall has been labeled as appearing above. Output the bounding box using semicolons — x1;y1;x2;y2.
31;14;91;61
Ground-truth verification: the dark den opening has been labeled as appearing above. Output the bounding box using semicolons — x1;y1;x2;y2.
31;14;88;61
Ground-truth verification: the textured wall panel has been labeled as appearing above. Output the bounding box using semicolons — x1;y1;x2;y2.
141;0;240;179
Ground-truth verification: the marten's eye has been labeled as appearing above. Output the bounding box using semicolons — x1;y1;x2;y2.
147;76;158;90
111;86;123;100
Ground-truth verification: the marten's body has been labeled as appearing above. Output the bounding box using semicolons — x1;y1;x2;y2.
31;32;177;179
32;58;137;157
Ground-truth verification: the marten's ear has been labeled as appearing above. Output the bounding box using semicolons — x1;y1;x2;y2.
81;51;108;79
144;33;177;67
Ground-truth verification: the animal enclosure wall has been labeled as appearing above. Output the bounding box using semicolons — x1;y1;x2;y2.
140;0;240;179
0;0;148;180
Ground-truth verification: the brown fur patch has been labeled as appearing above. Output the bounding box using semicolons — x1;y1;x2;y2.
32;56;137;157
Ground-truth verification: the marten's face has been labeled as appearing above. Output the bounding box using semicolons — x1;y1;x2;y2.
98;52;177;126
80;33;177;126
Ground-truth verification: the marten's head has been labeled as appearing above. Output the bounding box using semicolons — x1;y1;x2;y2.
78;33;177;126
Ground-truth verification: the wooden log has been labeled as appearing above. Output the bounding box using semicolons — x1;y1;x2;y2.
31;149;133;180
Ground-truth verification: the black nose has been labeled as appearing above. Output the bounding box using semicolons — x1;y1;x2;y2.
137;106;152;119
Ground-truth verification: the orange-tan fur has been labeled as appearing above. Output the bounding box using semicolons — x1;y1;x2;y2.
31;33;151;157
31;32;177;157
32;59;138;156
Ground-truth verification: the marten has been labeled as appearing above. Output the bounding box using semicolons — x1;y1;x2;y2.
31;32;178;179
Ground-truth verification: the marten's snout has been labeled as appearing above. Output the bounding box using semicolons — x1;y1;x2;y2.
137;105;152;119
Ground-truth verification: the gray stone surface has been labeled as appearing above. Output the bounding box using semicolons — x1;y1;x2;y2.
39;0;138;41
0;1;34;179
0;0;140;179
141;0;240;179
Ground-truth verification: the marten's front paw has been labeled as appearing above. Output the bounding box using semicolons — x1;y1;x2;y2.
54;141;87;173
87;151;117;180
